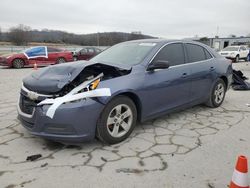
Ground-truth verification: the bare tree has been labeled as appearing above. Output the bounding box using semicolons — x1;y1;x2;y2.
8;24;32;45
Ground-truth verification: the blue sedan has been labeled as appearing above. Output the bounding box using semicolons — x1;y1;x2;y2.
18;39;232;144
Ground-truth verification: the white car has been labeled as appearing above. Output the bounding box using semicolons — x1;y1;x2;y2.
219;45;249;62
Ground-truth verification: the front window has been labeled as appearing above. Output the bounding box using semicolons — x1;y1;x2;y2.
152;43;185;66
91;42;156;66
222;46;239;51
240;46;246;51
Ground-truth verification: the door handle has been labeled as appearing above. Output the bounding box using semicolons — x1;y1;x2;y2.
181;73;187;78
210;67;215;71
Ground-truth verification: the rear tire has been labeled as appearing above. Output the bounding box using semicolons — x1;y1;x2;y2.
12;59;24;69
96;96;137;144
205;79;226;108
57;57;66;64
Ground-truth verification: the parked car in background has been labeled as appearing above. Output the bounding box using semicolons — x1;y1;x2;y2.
18;39;232;144
0;46;73;68
219;45;249;62
74;47;102;61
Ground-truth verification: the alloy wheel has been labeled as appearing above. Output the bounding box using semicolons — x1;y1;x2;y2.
13;59;24;68
106;104;133;138
214;83;225;104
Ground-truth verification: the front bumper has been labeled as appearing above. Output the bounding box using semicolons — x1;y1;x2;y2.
18;93;105;143
0;58;9;66
220;54;236;60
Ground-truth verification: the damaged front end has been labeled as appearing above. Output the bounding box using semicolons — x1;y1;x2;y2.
38;73;111;118
18;61;131;142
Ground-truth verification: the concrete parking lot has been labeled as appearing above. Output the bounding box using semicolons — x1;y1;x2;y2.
0;62;250;188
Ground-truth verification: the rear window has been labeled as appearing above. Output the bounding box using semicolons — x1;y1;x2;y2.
88;48;95;53
185;44;207;63
47;47;62;53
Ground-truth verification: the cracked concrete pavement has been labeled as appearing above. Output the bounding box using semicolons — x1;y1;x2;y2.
0;62;250;188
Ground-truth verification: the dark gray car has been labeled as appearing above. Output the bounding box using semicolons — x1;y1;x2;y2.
18;39;232;144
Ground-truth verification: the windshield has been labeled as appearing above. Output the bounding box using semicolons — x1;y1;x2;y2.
222;46;239;51
91;42;156;66
24;46;47;57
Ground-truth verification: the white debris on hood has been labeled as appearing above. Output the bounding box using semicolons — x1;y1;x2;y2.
38;73;111;119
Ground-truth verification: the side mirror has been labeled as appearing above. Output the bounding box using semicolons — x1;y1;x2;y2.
147;60;170;71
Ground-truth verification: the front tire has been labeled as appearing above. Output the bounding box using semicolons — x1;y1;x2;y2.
96;96;137;144
12;59;24;69
205;79;226;108
235;55;239;63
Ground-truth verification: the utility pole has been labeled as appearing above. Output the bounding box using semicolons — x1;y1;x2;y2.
216;26;219;37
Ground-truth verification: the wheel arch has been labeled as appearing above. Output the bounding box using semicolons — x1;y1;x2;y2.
58;57;66;60
11;58;25;66
112;91;142;122
219;75;228;90
11;58;26;68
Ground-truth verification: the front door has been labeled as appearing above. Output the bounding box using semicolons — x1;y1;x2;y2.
142;43;191;118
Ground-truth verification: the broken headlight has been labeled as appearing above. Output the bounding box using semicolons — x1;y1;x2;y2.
79;78;100;93
64;78;101;104
88;78;100;90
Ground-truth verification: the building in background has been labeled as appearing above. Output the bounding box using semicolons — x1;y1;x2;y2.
208;37;250;51
187;36;250;51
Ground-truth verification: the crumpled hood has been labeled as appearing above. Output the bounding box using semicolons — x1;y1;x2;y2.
23;61;94;94
23;60;131;94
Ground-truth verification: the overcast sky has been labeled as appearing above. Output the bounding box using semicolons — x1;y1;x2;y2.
0;0;249;38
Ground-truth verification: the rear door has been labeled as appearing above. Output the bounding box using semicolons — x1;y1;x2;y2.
142;43;192;117
46;47;62;64
184;43;215;102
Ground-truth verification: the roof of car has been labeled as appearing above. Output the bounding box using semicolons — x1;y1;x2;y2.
126;38;178;43
124;38;207;45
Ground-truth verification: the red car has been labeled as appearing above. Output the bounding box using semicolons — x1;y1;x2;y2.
74;47;102;61
0;46;73;68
